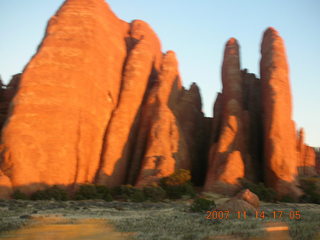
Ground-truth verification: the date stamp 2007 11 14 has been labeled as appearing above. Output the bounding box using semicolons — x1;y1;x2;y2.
206;210;301;220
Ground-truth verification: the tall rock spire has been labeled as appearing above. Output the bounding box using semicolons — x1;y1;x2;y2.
204;38;246;195
260;27;302;199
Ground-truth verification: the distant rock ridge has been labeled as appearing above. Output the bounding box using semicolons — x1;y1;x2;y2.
0;0;317;199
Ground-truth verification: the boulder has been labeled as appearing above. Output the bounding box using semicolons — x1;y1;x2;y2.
235;189;259;208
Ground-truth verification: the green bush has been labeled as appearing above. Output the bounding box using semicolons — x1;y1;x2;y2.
111;185;146;202
31;185;68;201
160;169;191;186
280;195;296;203
190;198;216;212
74;184;100;200
96;185;113;202
143;186;166;202
239;179;276;202
299;177;320;204
74;184;113;201
160;169;196;199
11;190;29;200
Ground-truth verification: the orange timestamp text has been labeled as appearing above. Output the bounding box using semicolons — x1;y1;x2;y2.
206;210;301;220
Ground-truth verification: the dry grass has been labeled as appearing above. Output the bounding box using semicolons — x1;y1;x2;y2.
0;199;319;240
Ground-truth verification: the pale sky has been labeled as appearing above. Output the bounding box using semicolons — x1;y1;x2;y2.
0;0;319;146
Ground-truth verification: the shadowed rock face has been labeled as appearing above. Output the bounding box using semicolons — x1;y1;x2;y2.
297;128;317;176
0;74;21;131
130;51;190;187
96;20;163;187
260;27;302;199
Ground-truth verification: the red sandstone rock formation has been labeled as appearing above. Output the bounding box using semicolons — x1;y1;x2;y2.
0;74;21;130
235;189;260;208
96;20;162;187
0;0;130;195
297;128;317;176
173;83;208;185
260;27;302;199
0;0;317;200
129;51;191;187
204;38;246;195
315;148;320;174
241;70;263;182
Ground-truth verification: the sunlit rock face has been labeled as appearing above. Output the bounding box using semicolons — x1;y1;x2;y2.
0;0;206;197
204;27;316;198
95;20;163;188
260;27;302;199
204;38;246;195
129;51;183;186
0;0;130;195
0;0;317;199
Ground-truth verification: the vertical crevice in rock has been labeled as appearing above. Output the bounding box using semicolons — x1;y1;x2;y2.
96;20;162;187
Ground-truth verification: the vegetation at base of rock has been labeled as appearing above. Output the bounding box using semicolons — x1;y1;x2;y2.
160;169;191;186
190;198;216;212
30;185;68;201
11;190;29;200
111;185;146;202
159;169;196;199
299;177;320;204
239;179;276;202
143;186;166;202
280;195;296;203
74;184;113;201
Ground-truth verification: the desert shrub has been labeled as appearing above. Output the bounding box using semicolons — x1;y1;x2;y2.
190;198;216;212
31;185;68;201
74;184;113;201
160;169;191;186
111;185;146;202
160;169;196;199
280;195;296;203
11;190;28;200
74;184;100;200
95;185;113;201
299;177;320;204
239;179;276;202
143;186;166;202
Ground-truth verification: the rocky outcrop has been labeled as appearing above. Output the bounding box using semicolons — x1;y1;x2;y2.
0;0;207;197
0;74;21;131
129;51;191;187
315;148;320;175
0;0;130;194
173;83;208;186
260;27;302;199
297;129;317;176
241;70;263;182
0;0;317;199
235;189;260;208
96;20;162;187
204;38;246;195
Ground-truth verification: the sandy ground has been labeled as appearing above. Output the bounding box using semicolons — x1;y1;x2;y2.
0;199;319;240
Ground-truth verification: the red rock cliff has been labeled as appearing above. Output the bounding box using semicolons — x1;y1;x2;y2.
0;0;130;196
